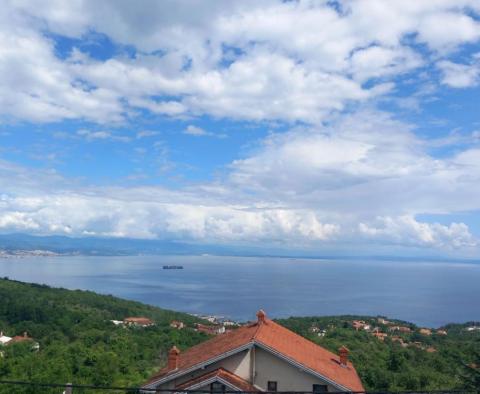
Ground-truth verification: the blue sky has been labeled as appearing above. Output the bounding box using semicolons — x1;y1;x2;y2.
0;0;480;257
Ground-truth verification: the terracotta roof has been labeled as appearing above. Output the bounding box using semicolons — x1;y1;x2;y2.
124;317;154;325
175;368;258;392
146;311;364;391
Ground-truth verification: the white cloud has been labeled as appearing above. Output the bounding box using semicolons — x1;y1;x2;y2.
184;125;210;136
1;0;479;124
76;129;131;142
359;216;476;249
437;59;480;88
1;110;479;252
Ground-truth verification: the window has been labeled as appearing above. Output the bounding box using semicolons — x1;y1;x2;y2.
211;383;225;393
267;381;278;392
313;384;328;393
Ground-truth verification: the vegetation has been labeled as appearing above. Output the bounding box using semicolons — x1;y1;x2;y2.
0;278;479;392
0;278;207;393
278;315;480;392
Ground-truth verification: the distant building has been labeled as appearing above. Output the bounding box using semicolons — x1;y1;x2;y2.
196;323;226;335
3;332;39;351
389;325;411;333
124;317;155;327
0;332;12;345
143;310;364;393
222;320;240;327
419;328;432;336
377;318;391;325
372;331;388;341
352;320;370;331
436;330;447;336
110;320;124;326
466;326;480;332
426;347;437;353
170;321;185;330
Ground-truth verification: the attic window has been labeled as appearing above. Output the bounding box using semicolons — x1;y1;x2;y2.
268;381;278;392
211;382;225;393
313;384;328;393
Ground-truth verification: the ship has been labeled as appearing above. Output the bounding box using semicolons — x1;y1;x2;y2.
162;265;184;269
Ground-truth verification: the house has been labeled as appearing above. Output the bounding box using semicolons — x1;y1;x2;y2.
0;331;12;345
436;329;447;336
389;325;411;333
419;328;432;336
352;320;370;331
124;317;155;327
170;321;185;330
372;331;388;341
5;332;40;351
466;326;480;331
143;310;364;393
196;323;226;335
377;318;390;325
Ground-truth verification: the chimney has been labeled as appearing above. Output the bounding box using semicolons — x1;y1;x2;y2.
168;346;180;370
339;346;349;366
256;309;266;323
23;332;28;338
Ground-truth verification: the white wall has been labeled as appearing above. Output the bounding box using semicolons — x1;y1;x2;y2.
253;346;336;392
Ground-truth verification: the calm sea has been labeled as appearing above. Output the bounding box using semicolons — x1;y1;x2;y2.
0;255;479;327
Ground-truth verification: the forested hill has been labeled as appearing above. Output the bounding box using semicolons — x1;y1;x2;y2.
0;278;208;391
0;278;479;392
278;316;480;392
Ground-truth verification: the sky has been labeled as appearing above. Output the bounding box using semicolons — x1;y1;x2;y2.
0;0;480;257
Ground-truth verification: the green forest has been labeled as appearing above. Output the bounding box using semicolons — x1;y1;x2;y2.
0;278;479;393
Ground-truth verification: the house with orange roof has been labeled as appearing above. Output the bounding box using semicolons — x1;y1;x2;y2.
143;310;364;393
124;317;155;327
5;332;40;351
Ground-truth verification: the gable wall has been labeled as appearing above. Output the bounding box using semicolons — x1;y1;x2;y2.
253;345;338;392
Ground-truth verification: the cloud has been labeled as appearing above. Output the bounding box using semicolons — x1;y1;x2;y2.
359;216;477;249
1;1;479;124
76;129;131;142
184;125;210;136
0;110;479;253
437;58;480;88
136;130;159;138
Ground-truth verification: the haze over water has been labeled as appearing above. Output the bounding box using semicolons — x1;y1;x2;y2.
1;255;479;328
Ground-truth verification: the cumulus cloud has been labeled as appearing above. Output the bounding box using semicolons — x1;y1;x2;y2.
1;0;479;124
359;216;477;249
437;58;480;88
1;1;480;254
1;110;479;253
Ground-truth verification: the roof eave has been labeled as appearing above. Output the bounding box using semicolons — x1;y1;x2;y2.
142;343;254;389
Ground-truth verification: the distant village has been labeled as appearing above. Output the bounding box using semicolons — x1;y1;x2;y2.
109;314;241;335
3;313;479;360
307;317;478;354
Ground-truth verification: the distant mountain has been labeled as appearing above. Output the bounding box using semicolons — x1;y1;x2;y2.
0;233;478;263
0;233;213;256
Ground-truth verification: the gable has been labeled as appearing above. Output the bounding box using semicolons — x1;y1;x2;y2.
253;345;341;392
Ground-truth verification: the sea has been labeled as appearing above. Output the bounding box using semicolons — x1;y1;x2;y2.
0;254;479;328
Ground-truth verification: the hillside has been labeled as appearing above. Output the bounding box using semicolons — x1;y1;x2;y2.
0;279;479;392
278;316;480;391
0;278;208;392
